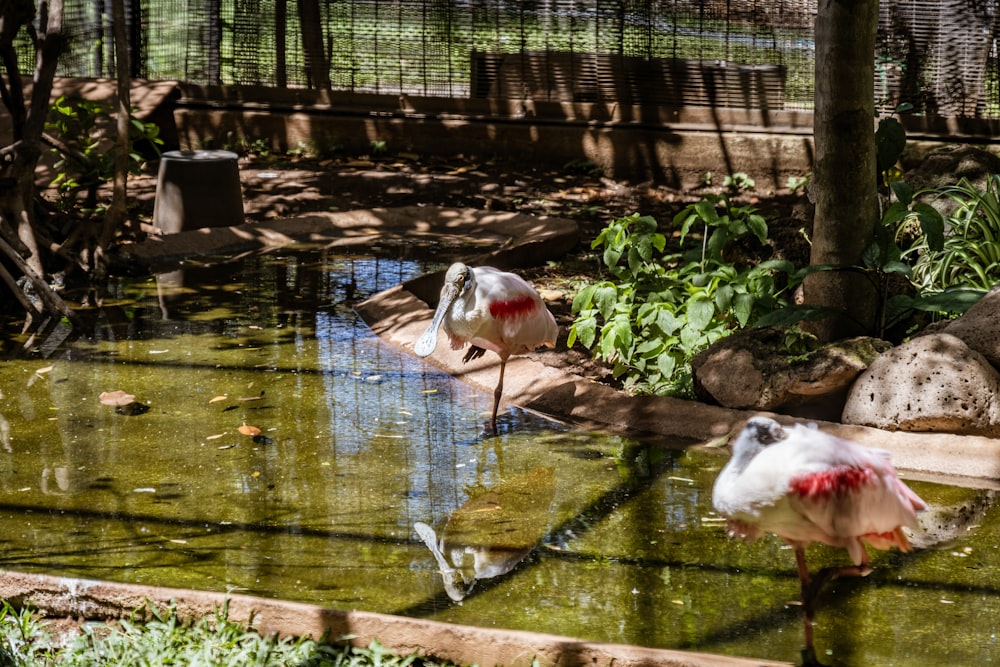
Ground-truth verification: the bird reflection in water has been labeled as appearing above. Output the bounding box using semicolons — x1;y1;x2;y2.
415;466;556;602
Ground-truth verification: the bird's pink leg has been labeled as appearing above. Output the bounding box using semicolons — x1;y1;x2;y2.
793;546;819;664
795;545;873;666
490;359;506;433
490;359;507;433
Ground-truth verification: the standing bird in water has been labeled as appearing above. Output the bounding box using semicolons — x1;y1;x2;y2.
712;416;926;665
414;262;558;432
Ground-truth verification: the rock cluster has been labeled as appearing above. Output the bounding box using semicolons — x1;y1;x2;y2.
692;145;1000;435
692;283;1000;435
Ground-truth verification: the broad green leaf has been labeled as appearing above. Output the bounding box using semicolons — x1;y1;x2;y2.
880;200;911;227
694;199;720;224
603;246;622;271
594;285;618;320
875;116;906;174
910;288;986;314
890;180;913;206
883;260;913;277
569;316;596;348
733;292;755;327
656;308;680;335
754;259;795;276
714;284;734;312
861;240;881;269
747;214;768;244
657;354;676;380
686;296;715;331
706;227;729;259
651;232;667;253
913;202;945;252
636;339;664;355
679;323;704;350
571;283;598;313
634;214;658;234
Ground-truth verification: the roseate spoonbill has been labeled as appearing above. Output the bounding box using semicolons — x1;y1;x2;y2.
712;416;926;665
413;262;558;432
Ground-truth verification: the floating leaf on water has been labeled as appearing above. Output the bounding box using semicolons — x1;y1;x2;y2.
209;395;228;404
99;390;136;406
238;423;261;436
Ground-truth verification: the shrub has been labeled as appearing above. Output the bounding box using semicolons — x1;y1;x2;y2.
568;198;799;397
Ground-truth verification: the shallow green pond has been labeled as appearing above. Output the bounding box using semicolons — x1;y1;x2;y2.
0;249;998;666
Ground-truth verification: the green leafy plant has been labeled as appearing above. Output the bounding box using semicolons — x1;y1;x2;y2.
46;95;163;213
786;174;810;194
905;174;1000;292
0;600;456;666
722;172;755;193
569;200;799;397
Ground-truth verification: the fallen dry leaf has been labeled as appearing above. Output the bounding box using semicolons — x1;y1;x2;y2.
238;423;261;436
99;390;136;406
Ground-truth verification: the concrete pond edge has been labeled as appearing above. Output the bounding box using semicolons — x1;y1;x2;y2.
13;206;1000;667
0;571;787;667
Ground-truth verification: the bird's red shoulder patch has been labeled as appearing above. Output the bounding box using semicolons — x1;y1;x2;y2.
489;295;537;320
790;466;874;498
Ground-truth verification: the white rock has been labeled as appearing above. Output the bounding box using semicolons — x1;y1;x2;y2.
842;333;1000;434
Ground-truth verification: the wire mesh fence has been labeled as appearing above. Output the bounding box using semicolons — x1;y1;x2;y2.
19;0;1000;119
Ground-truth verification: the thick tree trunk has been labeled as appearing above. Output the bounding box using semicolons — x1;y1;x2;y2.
806;0;880;341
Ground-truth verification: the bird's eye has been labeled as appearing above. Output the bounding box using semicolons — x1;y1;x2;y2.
754;422;786;445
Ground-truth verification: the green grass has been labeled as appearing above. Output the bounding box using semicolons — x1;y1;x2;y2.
0;600;460;667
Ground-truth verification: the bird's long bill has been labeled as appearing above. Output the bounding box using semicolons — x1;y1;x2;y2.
413;283;459;357
414;522;471;602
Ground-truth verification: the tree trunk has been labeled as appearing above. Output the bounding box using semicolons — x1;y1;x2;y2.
298;0;331;96
100;0;134;255
0;0;78;328
806;0;880;341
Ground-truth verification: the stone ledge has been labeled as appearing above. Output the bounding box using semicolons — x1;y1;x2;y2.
0;571;788;667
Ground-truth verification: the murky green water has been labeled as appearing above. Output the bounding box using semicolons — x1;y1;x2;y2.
1;249;999;666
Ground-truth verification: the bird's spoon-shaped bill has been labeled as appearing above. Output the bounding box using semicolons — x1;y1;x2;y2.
414;284;460;357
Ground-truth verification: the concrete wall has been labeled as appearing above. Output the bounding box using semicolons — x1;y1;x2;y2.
171;84;817;191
